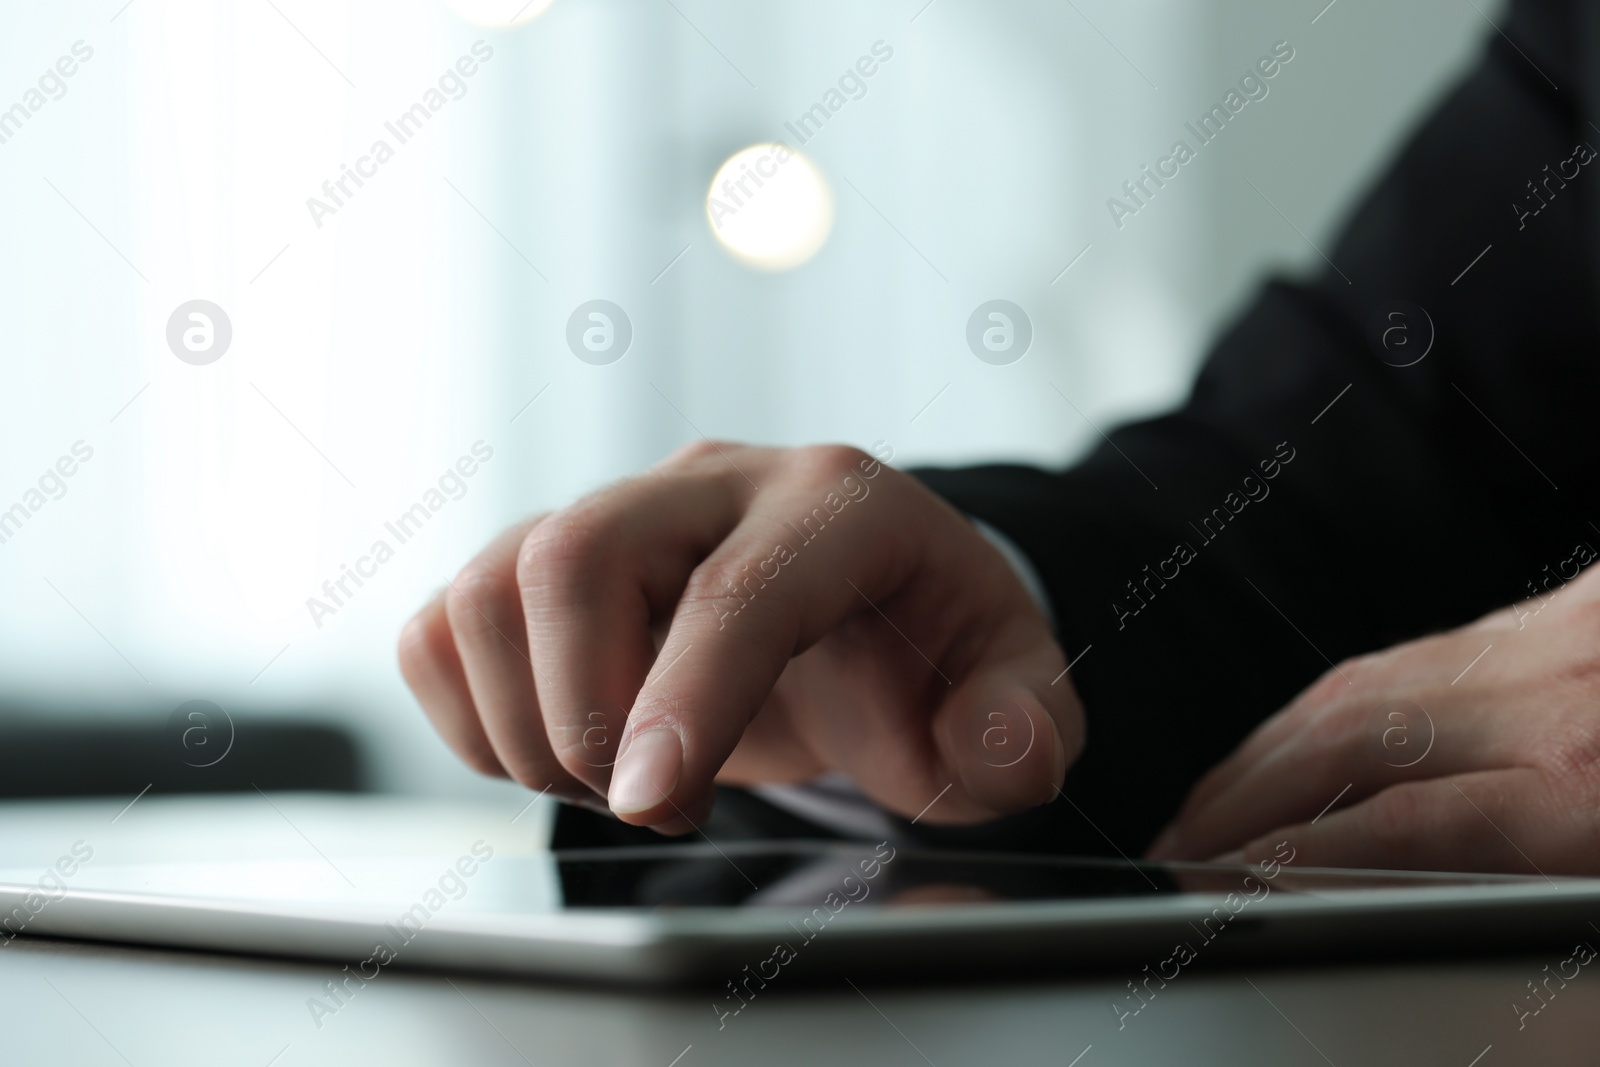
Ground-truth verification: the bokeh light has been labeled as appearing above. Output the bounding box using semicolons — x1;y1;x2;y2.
706;143;834;271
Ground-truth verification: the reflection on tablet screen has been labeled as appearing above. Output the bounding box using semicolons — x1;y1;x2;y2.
554;841;1535;911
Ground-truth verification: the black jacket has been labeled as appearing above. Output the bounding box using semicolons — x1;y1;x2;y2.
913;0;1600;856
557;0;1600;858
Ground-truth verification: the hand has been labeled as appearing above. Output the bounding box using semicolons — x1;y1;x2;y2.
1148;560;1600;875
397;442;1081;834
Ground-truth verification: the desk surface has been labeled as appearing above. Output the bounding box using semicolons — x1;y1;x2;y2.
0;795;1595;1065
3;936;1596;1066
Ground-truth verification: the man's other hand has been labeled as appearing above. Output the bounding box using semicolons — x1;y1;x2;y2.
1151;560;1600;875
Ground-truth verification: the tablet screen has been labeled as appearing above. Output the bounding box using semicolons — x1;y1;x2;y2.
0;840;1537;924
553;841;1534;911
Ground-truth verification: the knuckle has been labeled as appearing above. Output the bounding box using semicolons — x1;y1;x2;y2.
679;562;747;618
444;565;509;631
516;510;612;595
791;443;872;484
681;556;795;625
451;563;503;602
662;439;733;466
681;557;740;600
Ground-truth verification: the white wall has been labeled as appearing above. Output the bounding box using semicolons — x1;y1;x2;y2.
0;0;1496;800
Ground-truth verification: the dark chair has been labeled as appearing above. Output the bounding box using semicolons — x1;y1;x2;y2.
0;706;364;798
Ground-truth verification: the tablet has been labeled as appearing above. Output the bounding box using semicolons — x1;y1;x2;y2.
2;839;1595;985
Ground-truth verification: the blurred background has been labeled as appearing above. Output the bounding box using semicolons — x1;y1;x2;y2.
0;0;1495;809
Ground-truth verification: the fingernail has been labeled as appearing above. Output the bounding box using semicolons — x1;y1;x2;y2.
1209;850;1246;865
608;729;682;815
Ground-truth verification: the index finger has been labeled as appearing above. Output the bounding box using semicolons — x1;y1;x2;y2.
605;446;919;827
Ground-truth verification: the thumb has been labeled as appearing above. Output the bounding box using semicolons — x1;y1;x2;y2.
927;619;1082;822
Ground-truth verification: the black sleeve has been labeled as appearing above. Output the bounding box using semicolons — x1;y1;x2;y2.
909;0;1600;856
